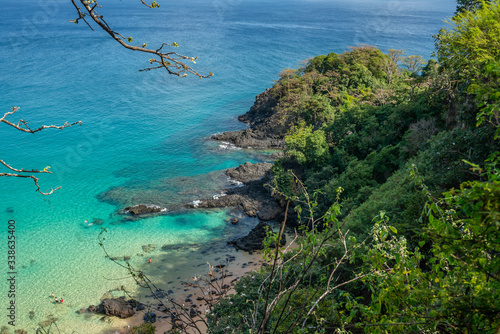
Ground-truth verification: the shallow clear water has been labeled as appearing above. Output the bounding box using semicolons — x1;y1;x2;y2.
0;0;455;332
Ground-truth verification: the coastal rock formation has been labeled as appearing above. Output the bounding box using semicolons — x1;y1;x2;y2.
190;164;283;221
211;89;286;149
97;297;136;318
124;204;166;216
228;221;286;251
226;162;273;184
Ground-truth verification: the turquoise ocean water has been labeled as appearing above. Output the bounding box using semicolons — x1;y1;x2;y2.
1;0;455;332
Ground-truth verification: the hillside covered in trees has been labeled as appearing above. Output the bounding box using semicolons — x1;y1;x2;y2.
207;2;500;333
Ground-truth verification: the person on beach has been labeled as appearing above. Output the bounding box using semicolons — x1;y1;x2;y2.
51;292;55;297
55;298;59;303
60;298;64;303
147;258;152;263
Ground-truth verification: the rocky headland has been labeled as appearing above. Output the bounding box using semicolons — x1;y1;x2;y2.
189;88;300;251
211;88;286;149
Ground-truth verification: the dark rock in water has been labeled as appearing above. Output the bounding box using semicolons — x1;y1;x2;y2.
29;311;35;319
143;312;156;323
225;162;273;184
97;297;135;318
257;205;283;221
123;256;131;261
211;89;285;149
14;329;28;334
229;222;286;252
92;218;104;225
124;204;166;216
152;288;170;299
189;308;198;318
185;298;192;303
76;308;87;314
231;217;239;225
38;316;58;328
161;243;198;251
188;165;288;223
136;304;146;311
5;207;14;213
88;305;97;313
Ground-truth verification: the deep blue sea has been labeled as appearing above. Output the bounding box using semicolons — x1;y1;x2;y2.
1;0;456;332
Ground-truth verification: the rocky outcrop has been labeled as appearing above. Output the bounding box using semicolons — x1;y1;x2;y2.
211;89;286;149
228;221;286;251
193;193;261;217
212;130;284;149
124;204;166;216
226;162;273;184
189;163;284;221
96;297;135;318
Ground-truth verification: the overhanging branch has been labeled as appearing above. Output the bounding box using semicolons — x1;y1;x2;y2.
70;0;213;78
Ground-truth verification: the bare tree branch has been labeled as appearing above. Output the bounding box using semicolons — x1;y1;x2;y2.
70;0;214;78
1;107;82;134
0;172;60;196
1;107;81;195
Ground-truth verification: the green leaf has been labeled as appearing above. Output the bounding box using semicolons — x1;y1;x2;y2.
389;226;398;234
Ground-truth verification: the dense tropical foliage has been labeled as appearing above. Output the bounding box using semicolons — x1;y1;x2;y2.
208;1;500;333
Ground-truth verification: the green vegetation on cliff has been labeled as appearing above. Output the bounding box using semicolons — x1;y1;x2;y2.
208;1;500;333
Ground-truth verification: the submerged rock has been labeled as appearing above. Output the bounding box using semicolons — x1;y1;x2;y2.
92;218;104;225
97;297;135;318
143;312;156;323
189;169;285;221
124;204;166;216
